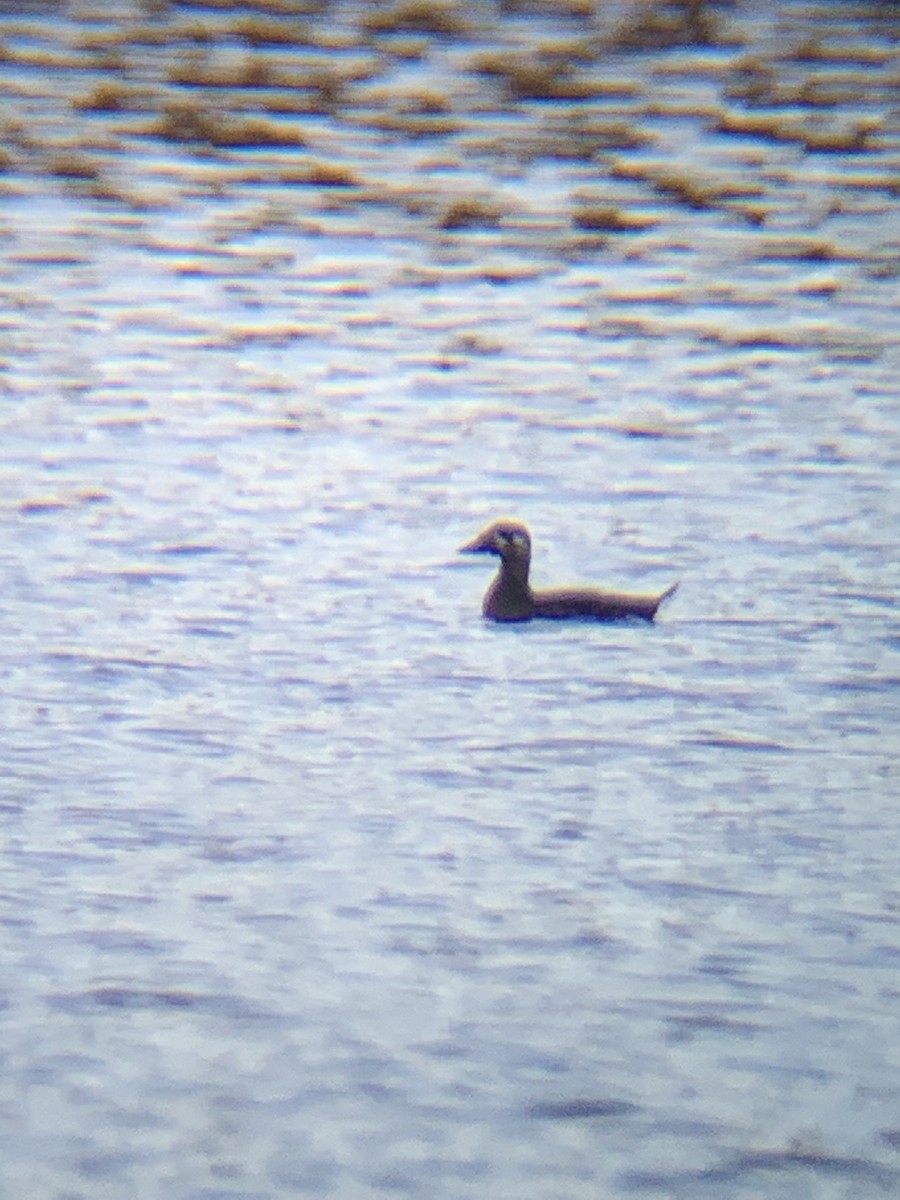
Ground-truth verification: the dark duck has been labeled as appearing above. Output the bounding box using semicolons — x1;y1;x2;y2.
460;519;678;623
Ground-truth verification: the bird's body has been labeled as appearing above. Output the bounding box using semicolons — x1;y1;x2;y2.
460;519;677;623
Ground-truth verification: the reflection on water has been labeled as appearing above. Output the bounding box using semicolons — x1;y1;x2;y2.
1;1;899;1197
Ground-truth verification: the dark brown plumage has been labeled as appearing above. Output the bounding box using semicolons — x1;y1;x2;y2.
459;519;678;623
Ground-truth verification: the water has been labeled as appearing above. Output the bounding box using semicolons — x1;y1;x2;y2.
1;0;899;1196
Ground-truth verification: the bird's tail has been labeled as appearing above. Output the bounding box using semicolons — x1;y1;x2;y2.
656;580;679;610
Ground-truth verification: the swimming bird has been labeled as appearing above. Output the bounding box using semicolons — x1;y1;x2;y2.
460;519;678;623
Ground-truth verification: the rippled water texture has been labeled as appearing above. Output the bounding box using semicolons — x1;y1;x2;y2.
1;1;899;1197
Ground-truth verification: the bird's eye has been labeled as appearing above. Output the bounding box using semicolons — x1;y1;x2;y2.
510;531;527;548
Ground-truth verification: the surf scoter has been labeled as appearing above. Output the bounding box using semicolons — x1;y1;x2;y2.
460;519;678;623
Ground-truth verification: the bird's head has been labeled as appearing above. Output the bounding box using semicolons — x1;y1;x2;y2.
459;520;531;561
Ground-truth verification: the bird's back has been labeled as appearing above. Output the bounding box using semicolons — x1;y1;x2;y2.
532;582;677;622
